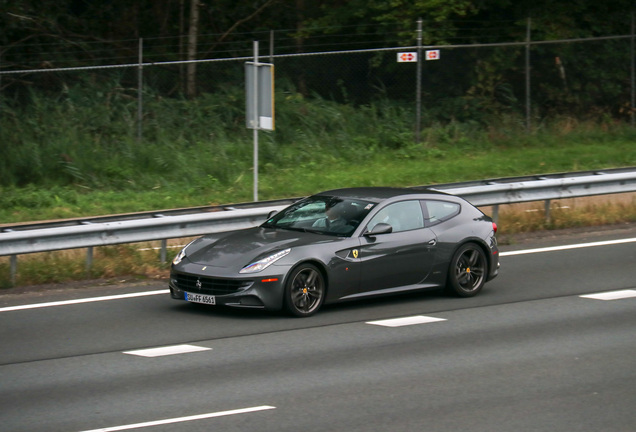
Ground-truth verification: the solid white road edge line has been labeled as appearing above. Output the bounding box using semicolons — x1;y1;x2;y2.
367;315;447;327
123;344;211;357
0;290;170;313
580;289;636;301
77;405;276;432
2;236;634;313
499;237;636;257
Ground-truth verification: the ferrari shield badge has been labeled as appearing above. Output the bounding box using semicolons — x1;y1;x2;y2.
352;249;359;259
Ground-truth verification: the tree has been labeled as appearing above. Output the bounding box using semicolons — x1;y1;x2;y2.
186;0;200;99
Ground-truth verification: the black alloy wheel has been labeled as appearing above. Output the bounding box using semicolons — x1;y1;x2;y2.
284;263;325;317
447;243;487;297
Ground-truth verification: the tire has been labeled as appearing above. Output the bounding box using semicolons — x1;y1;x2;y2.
446;243;487;297
284;263;325;317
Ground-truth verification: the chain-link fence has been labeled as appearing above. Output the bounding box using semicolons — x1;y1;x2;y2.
1;20;635;193
2;28;634;137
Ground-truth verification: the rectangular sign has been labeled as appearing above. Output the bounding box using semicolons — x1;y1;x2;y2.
397;52;418;63
245;62;275;130
426;50;440;60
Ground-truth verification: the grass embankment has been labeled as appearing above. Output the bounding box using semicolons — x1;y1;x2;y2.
1;86;635;287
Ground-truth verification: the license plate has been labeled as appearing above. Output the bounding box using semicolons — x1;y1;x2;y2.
185;292;216;305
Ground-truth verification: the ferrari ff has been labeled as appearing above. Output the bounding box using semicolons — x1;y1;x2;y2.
169;187;499;317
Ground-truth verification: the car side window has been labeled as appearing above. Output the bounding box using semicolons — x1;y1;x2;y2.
366;200;424;233
423;200;460;226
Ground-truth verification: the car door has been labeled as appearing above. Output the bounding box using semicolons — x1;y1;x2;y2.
357;200;437;294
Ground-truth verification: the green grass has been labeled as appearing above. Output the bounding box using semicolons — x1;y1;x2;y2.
1;80;633;224
1;83;635;287
1;127;634;224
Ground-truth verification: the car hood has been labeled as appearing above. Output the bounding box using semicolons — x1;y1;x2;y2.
185;227;333;269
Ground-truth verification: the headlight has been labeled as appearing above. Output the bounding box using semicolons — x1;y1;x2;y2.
172;240;196;265
239;248;291;274
172;248;187;265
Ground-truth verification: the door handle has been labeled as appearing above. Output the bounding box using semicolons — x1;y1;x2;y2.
428;239;437;246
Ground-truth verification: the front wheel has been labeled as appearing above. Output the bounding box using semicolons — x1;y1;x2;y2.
446;243;487;297
284;263;325;317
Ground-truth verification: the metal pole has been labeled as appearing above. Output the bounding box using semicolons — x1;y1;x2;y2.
526;17;531;132
491;205;499;224
631;11;635;127
10;255;17;286
416;18;423;144
86;247;93;275
270;30;274;63
138;38;143;143
160;239;167;264
253;41;259;202
0;52;3;121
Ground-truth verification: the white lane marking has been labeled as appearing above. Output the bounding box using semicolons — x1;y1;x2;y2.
78;405;276;432
367;315;446;327
0;290;170;313
123;344;211;357
580;290;636;301
500;237;636;257
2;237;633;313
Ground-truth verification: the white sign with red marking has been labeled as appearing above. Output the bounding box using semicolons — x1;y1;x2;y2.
397;52;418;62
426;50;440;60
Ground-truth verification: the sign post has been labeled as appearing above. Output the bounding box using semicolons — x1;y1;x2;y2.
398;19;441;144
245;41;274;201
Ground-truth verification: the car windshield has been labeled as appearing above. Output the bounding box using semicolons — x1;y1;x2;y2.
262;196;376;236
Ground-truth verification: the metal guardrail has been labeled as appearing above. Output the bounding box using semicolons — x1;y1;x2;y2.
2;168;635;284
430;169;636;205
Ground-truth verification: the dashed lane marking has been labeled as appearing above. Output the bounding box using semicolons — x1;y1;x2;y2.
366;315;447;327
123;344;211;357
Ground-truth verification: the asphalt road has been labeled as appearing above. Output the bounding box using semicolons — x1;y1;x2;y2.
1;225;635;432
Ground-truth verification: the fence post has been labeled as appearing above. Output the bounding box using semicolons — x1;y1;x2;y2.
416;18;423;144
138;38;143;143
526;17;532;132
270;30;274;63
631;11;635;127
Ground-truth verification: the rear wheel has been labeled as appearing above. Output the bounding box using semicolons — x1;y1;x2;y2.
446;243;487;297
284;263;325;317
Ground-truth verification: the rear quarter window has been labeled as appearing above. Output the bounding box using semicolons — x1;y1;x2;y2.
423;200;461;226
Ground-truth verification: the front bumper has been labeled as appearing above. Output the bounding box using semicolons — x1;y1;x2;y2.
169;270;286;311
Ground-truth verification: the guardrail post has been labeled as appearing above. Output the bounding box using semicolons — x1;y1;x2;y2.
10;255;17;286
544;199;551;223
491;205;499;224
86;247;93;275
160;239;167;263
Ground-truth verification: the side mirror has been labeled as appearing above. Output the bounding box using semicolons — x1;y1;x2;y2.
364;222;393;237
267;210;278;219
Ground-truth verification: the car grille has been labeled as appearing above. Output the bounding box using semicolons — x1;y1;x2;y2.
175;274;252;296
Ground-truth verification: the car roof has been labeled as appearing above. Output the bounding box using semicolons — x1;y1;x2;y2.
315;187;452;203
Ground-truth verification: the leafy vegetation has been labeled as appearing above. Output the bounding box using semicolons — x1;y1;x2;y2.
2;1;634;115
2;0;636;287
1;80;635;224
2;111;635;287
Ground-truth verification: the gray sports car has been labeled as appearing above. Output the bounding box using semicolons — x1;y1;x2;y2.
169;187;499;317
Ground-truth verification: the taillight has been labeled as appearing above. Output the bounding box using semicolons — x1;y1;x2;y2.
492;222;498;234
